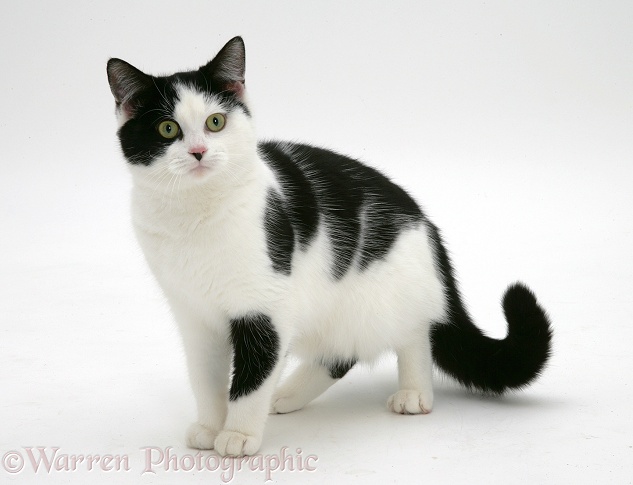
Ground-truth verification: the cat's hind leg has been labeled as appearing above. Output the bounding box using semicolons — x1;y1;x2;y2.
271;359;355;414
388;327;434;414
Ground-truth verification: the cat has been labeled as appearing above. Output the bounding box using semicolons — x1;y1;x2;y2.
106;36;552;457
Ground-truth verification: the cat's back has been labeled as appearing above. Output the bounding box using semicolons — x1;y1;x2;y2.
258;141;425;278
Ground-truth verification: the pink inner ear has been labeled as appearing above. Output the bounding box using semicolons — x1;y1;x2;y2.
119;103;134;118
224;81;245;98
121;102;135;119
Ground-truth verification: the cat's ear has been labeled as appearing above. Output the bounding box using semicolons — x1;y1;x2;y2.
106;58;152;119
202;36;246;98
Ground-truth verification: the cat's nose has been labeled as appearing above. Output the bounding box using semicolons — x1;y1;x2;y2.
189;146;207;161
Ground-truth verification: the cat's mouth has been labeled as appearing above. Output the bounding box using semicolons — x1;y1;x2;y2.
189;162;212;177
189;165;211;177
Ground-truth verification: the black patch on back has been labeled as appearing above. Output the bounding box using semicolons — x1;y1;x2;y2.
229;314;279;401
258;143;319;249
290;145;363;279
260;141;423;279
264;190;294;275
325;358;357;379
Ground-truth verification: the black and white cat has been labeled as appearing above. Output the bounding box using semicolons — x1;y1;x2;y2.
107;37;552;457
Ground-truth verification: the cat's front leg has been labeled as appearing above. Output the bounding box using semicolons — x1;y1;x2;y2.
176;314;231;450
214;313;285;457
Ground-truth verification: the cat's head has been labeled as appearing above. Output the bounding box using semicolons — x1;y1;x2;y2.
107;37;256;190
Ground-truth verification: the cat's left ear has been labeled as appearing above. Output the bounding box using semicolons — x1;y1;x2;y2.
202;36;246;98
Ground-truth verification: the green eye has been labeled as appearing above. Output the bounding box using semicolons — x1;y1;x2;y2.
206;113;226;132
157;120;180;139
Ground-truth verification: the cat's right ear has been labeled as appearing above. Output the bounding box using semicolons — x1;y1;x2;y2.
106;58;152;120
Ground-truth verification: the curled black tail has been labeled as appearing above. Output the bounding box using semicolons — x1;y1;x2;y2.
431;282;553;394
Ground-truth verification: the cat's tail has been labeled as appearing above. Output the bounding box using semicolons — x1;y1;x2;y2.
430;282;553;394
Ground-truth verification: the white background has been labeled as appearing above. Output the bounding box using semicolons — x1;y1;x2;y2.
1;1;632;483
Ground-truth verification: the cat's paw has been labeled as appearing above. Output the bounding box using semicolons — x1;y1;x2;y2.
186;422;218;450
270;395;304;414
214;430;261;457
387;389;433;415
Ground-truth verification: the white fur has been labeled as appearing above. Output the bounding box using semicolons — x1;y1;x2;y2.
123;85;447;456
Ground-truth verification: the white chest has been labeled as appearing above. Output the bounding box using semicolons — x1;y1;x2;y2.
131;185;279;317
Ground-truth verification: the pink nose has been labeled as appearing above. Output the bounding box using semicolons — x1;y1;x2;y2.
189;146;207;161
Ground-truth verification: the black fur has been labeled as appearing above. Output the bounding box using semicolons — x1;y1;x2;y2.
260;141;422;279
264;190;295;275
112;73;180;166
258;143;320;249
428;222;553;394
325;358;357;379
229;314;279;401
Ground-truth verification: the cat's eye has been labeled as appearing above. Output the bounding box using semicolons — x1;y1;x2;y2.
206;113;226;132
157;120;180;139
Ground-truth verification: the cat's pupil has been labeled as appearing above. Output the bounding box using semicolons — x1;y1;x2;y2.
213;117;219;126
166;125;172;132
